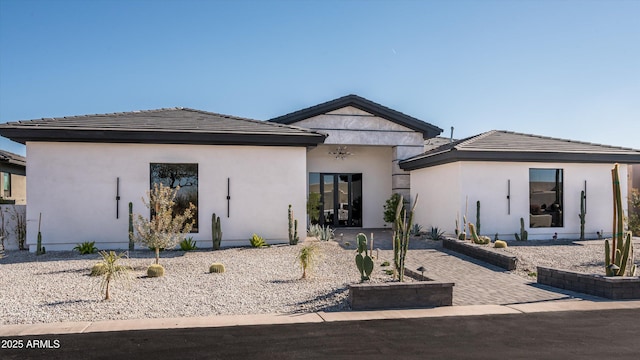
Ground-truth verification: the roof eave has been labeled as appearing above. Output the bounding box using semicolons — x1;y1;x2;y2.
400;150;640;171
0;128;327;147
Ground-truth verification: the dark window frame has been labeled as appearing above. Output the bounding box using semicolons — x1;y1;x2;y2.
529;168;564;228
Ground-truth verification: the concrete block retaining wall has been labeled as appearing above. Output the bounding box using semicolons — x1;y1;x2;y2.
349;281;454;310
537;266;640;299
442;238;517;271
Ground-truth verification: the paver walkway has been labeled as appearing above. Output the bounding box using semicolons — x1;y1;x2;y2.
335;228;601;306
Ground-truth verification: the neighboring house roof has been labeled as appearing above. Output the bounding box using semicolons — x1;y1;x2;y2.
400;130;640;170
0;108;327;147
424;136;456;151
268;94;443;139
0;149;26;168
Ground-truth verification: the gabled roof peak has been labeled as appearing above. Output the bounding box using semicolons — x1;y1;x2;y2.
269;94;443;139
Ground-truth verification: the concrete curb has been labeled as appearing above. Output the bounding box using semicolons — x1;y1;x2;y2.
3;299;640;337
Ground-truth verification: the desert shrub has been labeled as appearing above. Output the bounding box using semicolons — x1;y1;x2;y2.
630;189;640;236
179;237;198;251
250;234;268;248
383;193;403;224
410;224;423;237
134;183;196;264
209;263;226;273
380;261;390;267
90;263;107;276
317;225;334;241
74;241;98;254
147;264;165;277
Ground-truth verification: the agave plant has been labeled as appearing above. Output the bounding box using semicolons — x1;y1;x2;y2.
73;241;98;254
429;227;445;240
179;237;198;251
317;225;335;241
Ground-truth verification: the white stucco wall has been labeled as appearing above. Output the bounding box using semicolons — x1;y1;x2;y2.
411;161;629;240
307;144;392;228
25;142;307;251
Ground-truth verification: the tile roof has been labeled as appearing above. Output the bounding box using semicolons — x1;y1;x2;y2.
400;130;640;170
0;149;26;167
269;94;443;139
0;108;327;146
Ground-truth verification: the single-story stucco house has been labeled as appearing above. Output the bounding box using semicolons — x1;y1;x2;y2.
0;94;639;251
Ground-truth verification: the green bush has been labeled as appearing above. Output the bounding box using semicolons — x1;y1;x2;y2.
179;237;198;251
383;193;403;224
73;241;98;255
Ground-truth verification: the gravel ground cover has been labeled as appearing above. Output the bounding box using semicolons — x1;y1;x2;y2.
0;240;395;325
467;239;638;279
2;237;635;325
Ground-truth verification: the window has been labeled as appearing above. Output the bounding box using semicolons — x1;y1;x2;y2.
2;172;10;198
150;163;198;232
529;168;563;228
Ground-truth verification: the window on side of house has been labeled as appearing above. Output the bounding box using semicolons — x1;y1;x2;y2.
529;168;563;228
150;163;199;232
2;172;10;198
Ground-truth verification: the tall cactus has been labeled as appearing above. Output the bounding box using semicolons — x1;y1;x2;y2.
393;194;419;282
515;217;528;241
36;213;45;255
476;200;481;236
128;202;135;251
355;233;374;281
288;204;299;245
211;213;222;250
578;191;586;241
605;164;636;276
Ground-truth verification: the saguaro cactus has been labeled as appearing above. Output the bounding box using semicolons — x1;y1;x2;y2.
515;217;528;241
355;233;374;281
212;213;222;250
128;202;135;251
578;191;586;241
476;200;481;236
288;204;299;245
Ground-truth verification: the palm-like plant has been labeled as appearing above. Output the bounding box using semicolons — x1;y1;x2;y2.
298;242;322;279
97;250;131;300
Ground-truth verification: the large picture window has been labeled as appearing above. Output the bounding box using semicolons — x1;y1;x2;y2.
150;163;198;232
529;168;563;228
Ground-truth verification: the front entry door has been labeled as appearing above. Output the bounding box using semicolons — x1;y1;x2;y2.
310;173;362;227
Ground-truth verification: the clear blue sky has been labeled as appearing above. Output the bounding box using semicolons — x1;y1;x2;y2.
1;0;638;156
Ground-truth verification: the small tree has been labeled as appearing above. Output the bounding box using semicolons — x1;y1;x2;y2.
134;183;196;264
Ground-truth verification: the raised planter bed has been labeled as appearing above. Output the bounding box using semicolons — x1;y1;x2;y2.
443;238;518;271
537;266;640;299
349;274;454;310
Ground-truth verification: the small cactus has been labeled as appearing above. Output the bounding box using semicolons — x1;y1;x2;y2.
209;263;226;273
147;264;165;277
355;233;374;281
494;240;508;248
476;201;481;236
469;223;490;244
515;217;528;241
212;213;222;250
288;205;299;245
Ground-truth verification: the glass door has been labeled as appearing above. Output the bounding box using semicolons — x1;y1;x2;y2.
309;173;362;227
